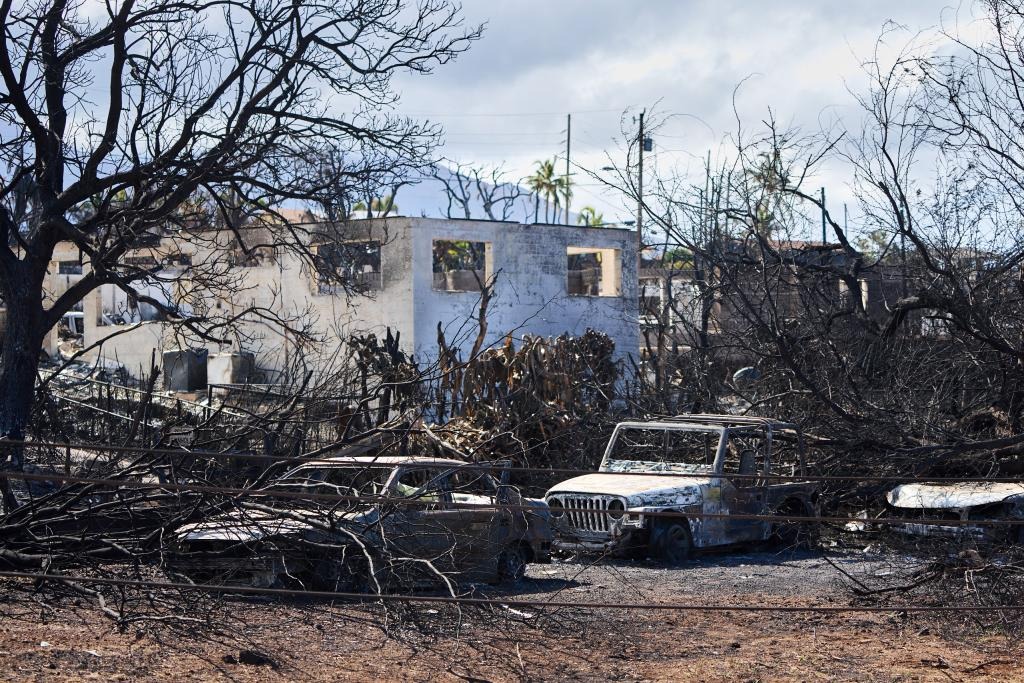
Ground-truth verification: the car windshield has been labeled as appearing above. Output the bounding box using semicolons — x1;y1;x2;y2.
602;427;721;473
269;465;394;506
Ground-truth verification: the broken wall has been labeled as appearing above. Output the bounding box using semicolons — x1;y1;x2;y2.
56;217;638;384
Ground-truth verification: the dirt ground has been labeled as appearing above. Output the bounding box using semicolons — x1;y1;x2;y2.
0;549;1021;682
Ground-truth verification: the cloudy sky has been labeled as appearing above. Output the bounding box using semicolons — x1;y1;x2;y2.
394;1;964;225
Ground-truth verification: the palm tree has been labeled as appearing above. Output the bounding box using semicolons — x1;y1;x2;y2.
576;206;604;227
525;169;543;223
745;150;787;238
526;158;558;223
555;173;572;223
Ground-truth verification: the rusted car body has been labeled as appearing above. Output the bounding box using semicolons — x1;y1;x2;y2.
886;482;1024;542
544;415;819;563
169;456;552;588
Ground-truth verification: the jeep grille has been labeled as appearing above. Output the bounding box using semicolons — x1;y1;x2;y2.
560;496;620;534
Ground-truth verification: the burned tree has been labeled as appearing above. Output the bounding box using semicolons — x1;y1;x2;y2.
433;161;526;221
304;145;421;224
601;1;1024;480
472;164;524;221
0;0;480;461
433;162;476;220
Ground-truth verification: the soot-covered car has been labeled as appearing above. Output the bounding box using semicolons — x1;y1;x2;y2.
885;482;1024;543
168;456;552;589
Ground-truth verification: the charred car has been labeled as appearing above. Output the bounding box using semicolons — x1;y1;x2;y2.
545;415;819;563
885;482;1024;543
168;456;552;589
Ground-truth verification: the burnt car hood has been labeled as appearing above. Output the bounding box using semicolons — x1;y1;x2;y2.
175;508;378;543
547;473;705;505
887;482;1024;510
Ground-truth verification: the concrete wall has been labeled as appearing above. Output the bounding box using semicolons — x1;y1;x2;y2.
405;218;637;367
42;243;88;358
216;221;418;378
81;283;169;373
62;216;638;380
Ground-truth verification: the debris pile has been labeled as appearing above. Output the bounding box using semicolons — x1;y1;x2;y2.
432;330;620;480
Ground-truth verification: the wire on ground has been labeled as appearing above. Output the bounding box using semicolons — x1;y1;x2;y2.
2;468;1024;527
4;439;1024;485
0;570;1020;613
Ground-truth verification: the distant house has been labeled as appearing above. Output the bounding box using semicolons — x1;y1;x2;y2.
636;239;916;358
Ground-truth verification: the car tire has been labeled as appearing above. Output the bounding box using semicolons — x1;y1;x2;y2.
655;521;693;566
496;544;528;583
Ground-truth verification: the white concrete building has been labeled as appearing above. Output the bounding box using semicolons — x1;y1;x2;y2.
48;217;638;382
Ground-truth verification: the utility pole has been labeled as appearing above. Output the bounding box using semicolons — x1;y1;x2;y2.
820;187;827;244
638;109;646;238
565;113;571;225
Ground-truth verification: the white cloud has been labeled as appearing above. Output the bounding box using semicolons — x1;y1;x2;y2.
391;1;953;223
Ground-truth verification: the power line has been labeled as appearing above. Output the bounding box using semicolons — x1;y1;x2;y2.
6;439;1024;485
0;570;1019;613
4;468;1024;527
441;142;565;147
404;109;624;118
443;131;564;137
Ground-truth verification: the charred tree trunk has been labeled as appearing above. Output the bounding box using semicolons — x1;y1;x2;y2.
0;262;45;511
0;268;45;437
0;311;43;437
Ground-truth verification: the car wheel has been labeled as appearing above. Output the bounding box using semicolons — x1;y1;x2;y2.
656;521;693;566
496;544;528;583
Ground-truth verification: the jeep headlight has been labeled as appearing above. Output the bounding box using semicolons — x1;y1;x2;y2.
607;499;625;520
548;498;564;518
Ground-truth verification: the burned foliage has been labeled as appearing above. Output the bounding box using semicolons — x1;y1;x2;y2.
0;326;567;601
431;330;621;492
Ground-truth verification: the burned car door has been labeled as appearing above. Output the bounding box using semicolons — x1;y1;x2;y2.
381;467;456;572
384;465;518;582
719;431;770;542
446;466;515;576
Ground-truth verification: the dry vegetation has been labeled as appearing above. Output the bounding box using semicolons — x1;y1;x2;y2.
3;1;1024;680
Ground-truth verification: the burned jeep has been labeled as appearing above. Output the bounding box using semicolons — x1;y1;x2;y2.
168;456;552;589
545;415;819;563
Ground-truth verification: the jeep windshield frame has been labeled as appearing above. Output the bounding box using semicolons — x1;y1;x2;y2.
599;422;729;474
599;417;807;477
